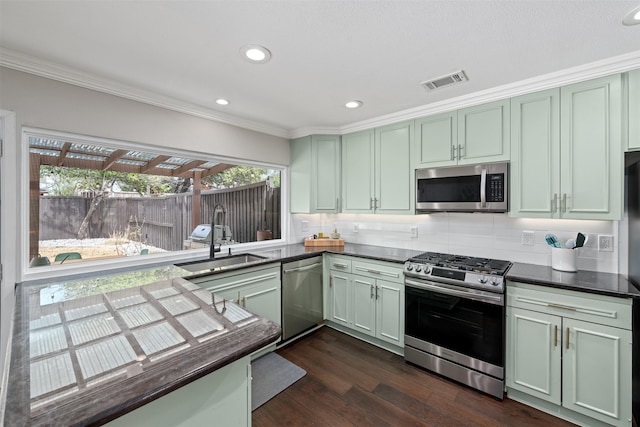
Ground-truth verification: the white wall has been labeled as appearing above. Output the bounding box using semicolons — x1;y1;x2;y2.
291;213;620;273
0;68;289;165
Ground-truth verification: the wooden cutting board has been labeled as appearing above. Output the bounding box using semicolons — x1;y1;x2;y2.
304;237;344;247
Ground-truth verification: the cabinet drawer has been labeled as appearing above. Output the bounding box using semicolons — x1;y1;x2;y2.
507;281;632;330
352;259;403;284
326;255;352;273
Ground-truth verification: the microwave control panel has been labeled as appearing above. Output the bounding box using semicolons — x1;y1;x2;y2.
486;174;504;202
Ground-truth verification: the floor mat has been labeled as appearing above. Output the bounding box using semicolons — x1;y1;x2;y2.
251;352;306;411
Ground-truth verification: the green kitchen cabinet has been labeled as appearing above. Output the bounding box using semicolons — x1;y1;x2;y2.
506;282;632;427
415;112;457;167
629;68;640;150
457;99;511;165
342;121;413;214
290;135;340;213
510;74;623;220
414;100;510;168
107;355;251;427
327;270;351;328
190;264;281;326
325;255;404;349
341;130;375;212
510;88;561;217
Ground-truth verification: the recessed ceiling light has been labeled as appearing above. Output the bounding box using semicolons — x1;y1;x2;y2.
345;100;363;109
623;5;640;25
240;45;272;63
216;98;230;106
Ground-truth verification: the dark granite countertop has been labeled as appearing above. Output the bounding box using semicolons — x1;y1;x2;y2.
506;262;640;299
5;242;416;426
4;272;280;426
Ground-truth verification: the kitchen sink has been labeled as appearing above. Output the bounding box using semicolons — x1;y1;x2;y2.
176;253;267;273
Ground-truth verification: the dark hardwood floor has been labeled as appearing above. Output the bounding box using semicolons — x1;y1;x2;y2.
253;327;576;427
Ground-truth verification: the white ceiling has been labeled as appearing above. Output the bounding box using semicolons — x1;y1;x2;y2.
1;0;640;138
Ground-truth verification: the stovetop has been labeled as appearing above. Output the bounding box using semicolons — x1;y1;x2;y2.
407;252;512;276
404;252;512;293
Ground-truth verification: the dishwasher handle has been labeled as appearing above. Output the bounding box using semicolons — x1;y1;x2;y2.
282;261;323;274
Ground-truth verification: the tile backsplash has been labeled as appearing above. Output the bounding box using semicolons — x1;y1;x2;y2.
290;213;621;274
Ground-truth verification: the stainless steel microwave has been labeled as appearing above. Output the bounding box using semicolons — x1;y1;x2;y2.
415;162;509;213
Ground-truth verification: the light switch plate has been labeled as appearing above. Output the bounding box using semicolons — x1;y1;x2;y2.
352;224;359;233
410;226;418;239
301;221;309;232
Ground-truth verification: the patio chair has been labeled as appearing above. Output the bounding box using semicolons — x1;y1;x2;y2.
55;252;82;263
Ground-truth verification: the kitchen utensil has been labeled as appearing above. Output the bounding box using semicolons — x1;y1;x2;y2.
575;232;586;248
565;238;576;249
545;234;562;248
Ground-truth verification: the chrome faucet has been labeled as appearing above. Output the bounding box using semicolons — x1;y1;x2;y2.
209;203;227;259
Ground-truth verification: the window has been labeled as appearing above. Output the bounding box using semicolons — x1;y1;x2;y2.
25;129;283;269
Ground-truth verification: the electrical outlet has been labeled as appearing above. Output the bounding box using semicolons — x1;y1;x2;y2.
301;221;309;232
521;231;535;246
598;235;614;252
410;225;418;238
352;224;359;233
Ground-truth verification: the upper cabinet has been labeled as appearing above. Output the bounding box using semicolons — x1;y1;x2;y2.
510;74;622;220
342;121;414;214
629;68;640;151
415;99;510;168
290;135;341;213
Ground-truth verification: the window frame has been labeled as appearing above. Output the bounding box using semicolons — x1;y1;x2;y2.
21;126;289;282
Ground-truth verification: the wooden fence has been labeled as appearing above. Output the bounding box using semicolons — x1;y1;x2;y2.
39;182;281;251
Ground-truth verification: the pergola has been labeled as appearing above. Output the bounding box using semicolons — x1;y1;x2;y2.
28;136;234;259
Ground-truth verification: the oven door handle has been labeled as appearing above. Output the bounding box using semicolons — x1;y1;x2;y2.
405;278;504;305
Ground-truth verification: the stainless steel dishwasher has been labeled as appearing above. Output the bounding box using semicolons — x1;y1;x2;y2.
281;256;323;341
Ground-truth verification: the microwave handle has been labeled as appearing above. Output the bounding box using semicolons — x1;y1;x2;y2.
480;168;487;207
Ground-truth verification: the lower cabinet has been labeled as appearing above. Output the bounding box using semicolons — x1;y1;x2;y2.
189;264;281;326
506;281;632;427
326;255;404;349
107;355;251;427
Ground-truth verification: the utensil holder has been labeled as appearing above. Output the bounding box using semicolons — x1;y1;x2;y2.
551;247;577;272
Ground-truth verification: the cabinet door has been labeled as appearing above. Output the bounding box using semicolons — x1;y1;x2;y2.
560;74;622;220
375;280;404;347
510;89;561;218
414;112;457;167
352;276;376;337
329;272;351;327
457;99;510;165
562;319;632;426
506;307;561;405
290;136;312;213
375;121;414;214
341;130;375;213
238;274;281;325
629;69;640;150
311;135;340;212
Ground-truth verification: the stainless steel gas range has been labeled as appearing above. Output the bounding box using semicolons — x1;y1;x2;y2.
403;252;512;399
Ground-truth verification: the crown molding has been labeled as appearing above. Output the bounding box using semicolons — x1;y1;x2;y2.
0;48;291;139
336;49;640;135
3;47;640;141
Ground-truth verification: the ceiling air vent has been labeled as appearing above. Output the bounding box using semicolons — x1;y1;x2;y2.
420;70;468;91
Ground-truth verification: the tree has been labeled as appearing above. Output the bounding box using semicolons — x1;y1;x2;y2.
203;166;268;189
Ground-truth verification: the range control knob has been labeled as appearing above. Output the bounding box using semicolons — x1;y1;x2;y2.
490;279;500;286
424;266;432;275
406;264;413;271
478;277;488;284
415;266;422;273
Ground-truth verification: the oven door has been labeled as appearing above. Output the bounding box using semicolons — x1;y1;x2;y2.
405;279;504;372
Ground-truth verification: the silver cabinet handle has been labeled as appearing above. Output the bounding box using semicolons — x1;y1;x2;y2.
370;198;374;209
375;198;379;209
333;262;348;268
561;193;567;213
458;144;464;159
375;285;379;300
370;284;374;299
554;325;558;347
566;327;570;350
552;193;558;213
451;144;456;160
